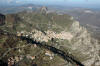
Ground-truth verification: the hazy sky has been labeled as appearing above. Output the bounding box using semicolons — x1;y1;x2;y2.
0;0;100;8
1;0;99;3
0;0;99;4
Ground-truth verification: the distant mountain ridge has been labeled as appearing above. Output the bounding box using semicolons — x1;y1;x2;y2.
0;4;42;14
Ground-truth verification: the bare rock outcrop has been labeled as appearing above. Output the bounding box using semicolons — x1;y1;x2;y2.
69;21;100;66
40;6;48;14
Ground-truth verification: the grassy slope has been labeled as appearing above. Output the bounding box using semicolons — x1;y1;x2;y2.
0;11;73;33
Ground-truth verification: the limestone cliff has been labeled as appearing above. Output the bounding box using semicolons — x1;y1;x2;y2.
70;21;100;66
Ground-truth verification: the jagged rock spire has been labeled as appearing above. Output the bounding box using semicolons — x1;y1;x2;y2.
40;6;48;14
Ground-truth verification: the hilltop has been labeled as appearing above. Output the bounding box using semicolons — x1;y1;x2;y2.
0;8;100;66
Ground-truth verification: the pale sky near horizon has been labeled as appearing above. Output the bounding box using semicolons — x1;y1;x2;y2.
0;0;100;8
0;0;100;4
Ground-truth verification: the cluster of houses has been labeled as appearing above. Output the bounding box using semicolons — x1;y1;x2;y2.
8;55;23;66
45;50;54;60
17;29;73;43
8;55;36;66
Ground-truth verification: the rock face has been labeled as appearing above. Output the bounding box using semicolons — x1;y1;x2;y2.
40;6;48;14
0;11;100;66
69;21;100;66
0;14;5;26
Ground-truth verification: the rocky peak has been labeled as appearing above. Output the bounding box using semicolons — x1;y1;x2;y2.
40;6;48;14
